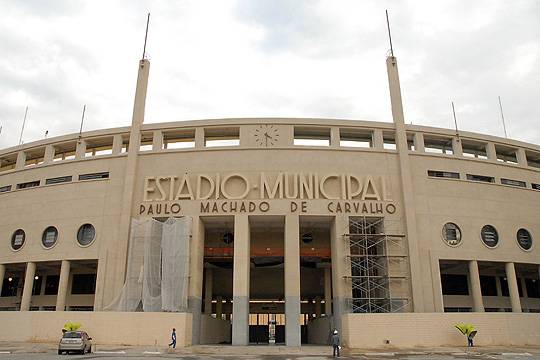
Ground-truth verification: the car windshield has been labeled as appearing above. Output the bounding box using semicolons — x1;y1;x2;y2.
63;332;82;338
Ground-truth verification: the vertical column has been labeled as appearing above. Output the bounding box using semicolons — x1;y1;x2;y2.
468;260;484;312
20;262;36;311
75;140;87;159
486;142;497;161
505;262;522;313
324;266;332;316
15;151;26;170
188;216;205;345
195;128;205;149
152;130;163;151
452;137;463;156
43;145;55;164
330;215;352;334
216;296;223;320
414;133;425;152
232;215;250;346
330;127;340;148
386;56;425;312
112;134;124;154
516;148;527;166
204;268;213;315
285;214;301;346
373;129;384;149
56;260;71;311
0;264;5;296
430;255;444;312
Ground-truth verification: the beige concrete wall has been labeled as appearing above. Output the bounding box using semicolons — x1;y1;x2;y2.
0;311;192;346
307;316;333;345
199;314;231;344
342;313;540;348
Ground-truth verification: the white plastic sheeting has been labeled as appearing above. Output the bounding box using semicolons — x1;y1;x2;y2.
104;217;191;312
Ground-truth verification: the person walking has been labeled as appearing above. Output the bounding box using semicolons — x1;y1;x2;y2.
331;329;340;357
168;328;177;349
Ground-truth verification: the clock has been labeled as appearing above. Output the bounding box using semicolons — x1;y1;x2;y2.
254;124;279;147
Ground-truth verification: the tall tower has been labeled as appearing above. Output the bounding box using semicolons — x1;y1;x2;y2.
385;14;425;312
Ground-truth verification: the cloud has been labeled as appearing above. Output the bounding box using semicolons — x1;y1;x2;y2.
0;0;539;150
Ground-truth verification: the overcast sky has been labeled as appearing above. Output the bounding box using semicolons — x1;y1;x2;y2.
1;0;539;150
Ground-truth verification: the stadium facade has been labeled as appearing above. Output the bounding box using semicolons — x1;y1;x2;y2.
0;56;539;348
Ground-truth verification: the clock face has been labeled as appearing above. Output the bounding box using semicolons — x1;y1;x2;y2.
254;124;279;147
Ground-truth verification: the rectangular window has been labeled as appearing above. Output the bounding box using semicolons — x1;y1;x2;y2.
500;277;509;296
44;275;60;295
16;180;40;189
428;170;460;179
294;127;330;147
32;277;43;296
78;172;109;181
383;132;397;150
45;176;73;185
441;274;469;295
71;274;97;295
466;174;495;183
205;127;240;147
339;128;372;148
480;276;497;296
163;129;195;149
1;277;19;297
462;140;488;159
501;178;526;188
444;307;472;312
424;136;454;154
495;145;518;164
0;185;12;193
525;279;540;298
532;183;540;191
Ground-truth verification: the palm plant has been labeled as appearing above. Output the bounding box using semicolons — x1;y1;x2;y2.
63;321;82;331
454;323;477;346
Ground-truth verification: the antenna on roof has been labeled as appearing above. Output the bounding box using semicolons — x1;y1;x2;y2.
451;101;460;140
19;106;28;145
385;10;394;58
142;13;150;60
498;96;508;138
78;104;86;143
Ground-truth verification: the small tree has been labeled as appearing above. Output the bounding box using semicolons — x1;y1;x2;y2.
454;323;477;347
63;321;82;332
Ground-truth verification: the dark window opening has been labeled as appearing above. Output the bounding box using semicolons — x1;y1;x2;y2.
466;174;495;183
480;276;497;296
1;277;19;297
500;277;509;296
444;307;472;312
78;172;109;181
532;183;540;191
32;277;43;296
71;274;97;295
441;274;469;295
428;170;460;179
501;178;526;188
44;275;60;295
0;185;11;193
525;279;540;298
17;180;40;189
45;176;72;185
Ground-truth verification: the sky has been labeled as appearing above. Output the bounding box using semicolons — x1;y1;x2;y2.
1;0;539;150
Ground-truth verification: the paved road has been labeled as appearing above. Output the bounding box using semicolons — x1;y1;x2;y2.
0;352;539;360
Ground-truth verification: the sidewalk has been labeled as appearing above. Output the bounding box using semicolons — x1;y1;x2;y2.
1;341;540;357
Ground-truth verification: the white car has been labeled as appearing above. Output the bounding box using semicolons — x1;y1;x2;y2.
58;331;92;355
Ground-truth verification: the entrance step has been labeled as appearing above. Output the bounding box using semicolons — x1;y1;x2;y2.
191;345;334;356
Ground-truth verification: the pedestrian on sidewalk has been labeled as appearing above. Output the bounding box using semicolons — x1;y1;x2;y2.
331;329;340;357
168;328;176;349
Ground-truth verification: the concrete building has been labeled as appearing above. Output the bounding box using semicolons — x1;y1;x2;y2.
0;55;539;348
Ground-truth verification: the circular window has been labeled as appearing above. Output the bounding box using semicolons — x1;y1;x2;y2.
442;222;462;247
481;225;499;248
11;229;26;251
77;224;96;246
516;228;532;251
42;226;58;249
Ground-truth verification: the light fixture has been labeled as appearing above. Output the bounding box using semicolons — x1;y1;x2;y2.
8;277;13;282
34;275;39;280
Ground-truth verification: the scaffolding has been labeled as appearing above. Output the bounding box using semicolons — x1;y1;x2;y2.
344;216;410;313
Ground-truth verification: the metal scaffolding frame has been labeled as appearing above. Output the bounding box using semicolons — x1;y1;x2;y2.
344;216;410;313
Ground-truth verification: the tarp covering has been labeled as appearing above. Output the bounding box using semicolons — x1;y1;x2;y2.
104;217;192;312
